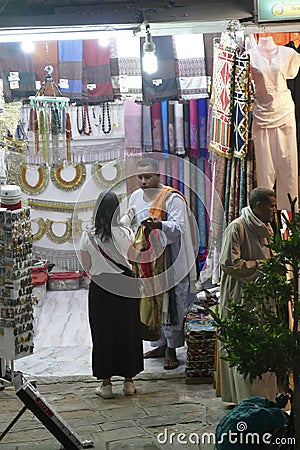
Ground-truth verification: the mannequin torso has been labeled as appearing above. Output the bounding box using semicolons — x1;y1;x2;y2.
257;36;279;60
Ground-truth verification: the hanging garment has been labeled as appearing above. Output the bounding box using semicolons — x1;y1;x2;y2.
142;36;177;105
109;36;142;102
209;44;235;157
151;102;162;152
174;33;208;100
248;44;300;210
124;101;142;155
142;105;152;153
33;41;59;91
0;43;36;101
58;40;83;99
82;39;113;103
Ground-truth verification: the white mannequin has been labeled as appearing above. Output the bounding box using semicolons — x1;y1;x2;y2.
257;36;278;59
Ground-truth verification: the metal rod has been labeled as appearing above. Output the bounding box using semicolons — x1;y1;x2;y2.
0;406;27;442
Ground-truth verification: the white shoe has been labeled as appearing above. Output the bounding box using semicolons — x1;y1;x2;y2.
95;384;113;399
123;381;136;396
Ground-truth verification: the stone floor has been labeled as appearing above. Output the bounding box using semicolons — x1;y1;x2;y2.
0;375;227;449
0;289;228;449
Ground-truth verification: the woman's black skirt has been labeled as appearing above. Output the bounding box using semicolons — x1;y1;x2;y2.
88;273;144;379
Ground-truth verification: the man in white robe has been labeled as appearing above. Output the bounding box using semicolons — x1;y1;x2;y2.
128;157;198;370
218;187;278;404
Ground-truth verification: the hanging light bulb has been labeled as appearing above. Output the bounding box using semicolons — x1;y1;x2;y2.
21;40;34;53
142;24;158;75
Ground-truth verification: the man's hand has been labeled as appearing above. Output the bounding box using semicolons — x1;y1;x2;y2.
142;217;162;230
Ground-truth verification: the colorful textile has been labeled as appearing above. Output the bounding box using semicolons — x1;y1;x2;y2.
209;44;235;157
198;98;208;158
33;42;59;91
189;99;199;158
174;102;185;155
124;101;142;155
171;157;179;190
196;158;207;248
183;103;190;154
151;102;162;152
232;52;252;158
133;186;181;331
161;100;169;155
174;33;208;100
178;156;185;194
142;105;153;153
168;102;176;154
58;40;83;99
0;43;36;101
142;36;177;105
82;39;113;103
184;311;216;380
109;36;142;102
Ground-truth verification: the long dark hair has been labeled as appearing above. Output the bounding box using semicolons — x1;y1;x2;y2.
94;191;120;242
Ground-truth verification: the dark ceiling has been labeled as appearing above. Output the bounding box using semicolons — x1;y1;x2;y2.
0;0;255;29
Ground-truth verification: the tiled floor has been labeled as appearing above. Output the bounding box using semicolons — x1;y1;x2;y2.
14;289;187;378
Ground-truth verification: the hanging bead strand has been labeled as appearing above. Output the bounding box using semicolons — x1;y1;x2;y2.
102;102;112;134
65;112;72;163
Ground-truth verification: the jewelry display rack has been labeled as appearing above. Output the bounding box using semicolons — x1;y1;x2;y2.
0;206;34;388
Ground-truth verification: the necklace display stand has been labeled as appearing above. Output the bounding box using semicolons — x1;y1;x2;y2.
0;373;94;449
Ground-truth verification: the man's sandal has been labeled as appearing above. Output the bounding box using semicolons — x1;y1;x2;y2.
163;358;180;370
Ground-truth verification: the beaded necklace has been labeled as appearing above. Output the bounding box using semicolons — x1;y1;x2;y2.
76;106;83;135
101;102;112;134
83;105;92;135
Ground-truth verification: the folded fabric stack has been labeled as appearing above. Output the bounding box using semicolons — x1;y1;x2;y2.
184;310;216;384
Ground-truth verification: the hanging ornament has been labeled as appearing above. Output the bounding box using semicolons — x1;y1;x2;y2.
51;106;60;163
39;109;48;162
65;112;72;163
91;161;124;188
31;217;47;241
50;162;86;191
46;218;73;244
19;163;49;195
101;102;112;134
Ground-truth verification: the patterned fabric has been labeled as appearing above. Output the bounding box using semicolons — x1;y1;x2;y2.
133;187;180;331
232;52;252;158
184;311;216;380
198;98;208;158
142;105;152;153
151;102;162;152
142;36;177;105
109;36;142;101
0;43;36;101
196;158;207;249
82;40;113;103
189;99;199;158
58;40;83;99
174;34;208;100
168;102;176;154
124;101;142;155
183;103;190;155
209;44;235;157
178;156;185;194
161;100;169;155
174;102;185;155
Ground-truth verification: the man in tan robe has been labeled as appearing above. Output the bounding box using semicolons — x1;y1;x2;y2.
218;187;278;404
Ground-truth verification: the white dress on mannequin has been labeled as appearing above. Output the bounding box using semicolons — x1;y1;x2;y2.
248;36;300;210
